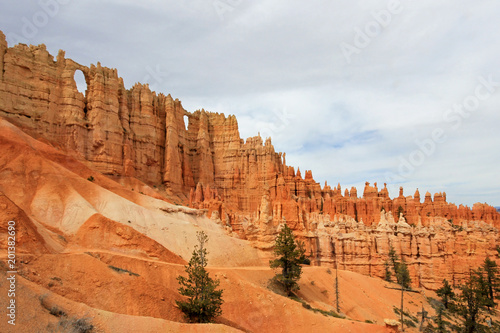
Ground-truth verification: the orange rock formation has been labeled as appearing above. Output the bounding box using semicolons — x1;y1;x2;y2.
0;31;498;289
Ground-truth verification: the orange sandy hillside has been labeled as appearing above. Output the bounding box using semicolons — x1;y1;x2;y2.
0;117;404;332
1;255;407;333
0;193;51;254
72;213;186;264
0;271;243;333
4;252;398;333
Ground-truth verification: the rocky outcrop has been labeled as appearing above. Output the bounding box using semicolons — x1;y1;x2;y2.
313;211;498;290
0;38;181;188
1;32;498;288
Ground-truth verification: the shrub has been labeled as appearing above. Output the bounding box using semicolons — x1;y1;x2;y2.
58;316;94;333
49;306;66;317
108;265;139;277
404;319;416;328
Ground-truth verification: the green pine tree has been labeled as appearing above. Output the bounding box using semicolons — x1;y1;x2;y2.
396;258;411;290
176;231;223;323
474;267;495;311
388;243;400;277
270;224;306;296
435;305;447;333
456;270;489;333
384;260;392;282
397;206;405;219
436;279;455;309
482;257;499;306
396;258;411;332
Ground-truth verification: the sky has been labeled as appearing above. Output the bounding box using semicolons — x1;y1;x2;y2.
1;0;499;207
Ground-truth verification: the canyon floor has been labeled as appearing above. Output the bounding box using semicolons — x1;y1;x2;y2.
0;117;498;333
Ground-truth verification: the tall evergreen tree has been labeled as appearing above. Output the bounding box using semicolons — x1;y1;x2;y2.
396;258;411;332
384;260;392;282
435;305;447;333
396;258;411;288
482;257;499;306
270;224;306;296
436;279;455;309
388;243;400;277
176;231;223;323
474;267;495;311
456;270;489;333
335;261;340;313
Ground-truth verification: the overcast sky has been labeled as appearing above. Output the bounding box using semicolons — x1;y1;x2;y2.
1;1;499;207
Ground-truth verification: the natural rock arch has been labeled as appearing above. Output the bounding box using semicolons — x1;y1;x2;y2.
73;69;88;95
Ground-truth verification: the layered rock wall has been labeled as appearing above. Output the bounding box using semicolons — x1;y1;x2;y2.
309;211;498;289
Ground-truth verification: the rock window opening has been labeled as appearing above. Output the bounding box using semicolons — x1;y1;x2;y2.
183;115;189;130
74;69;87;95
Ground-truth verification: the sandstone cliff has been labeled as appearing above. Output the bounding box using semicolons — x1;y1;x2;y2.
0;31;498;288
